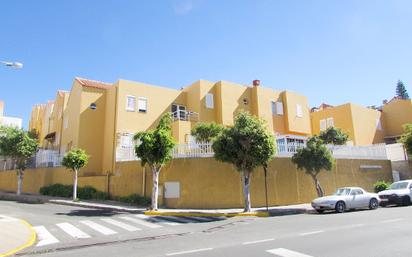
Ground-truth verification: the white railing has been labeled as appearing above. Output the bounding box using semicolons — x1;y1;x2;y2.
0;116;23;129
385;143;408;161
172;143;214;158
35;149;63;168
328;144;388;160
276;141;305;157
171;110;199;122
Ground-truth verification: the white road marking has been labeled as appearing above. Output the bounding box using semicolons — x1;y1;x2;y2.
119;216;162;228
33;226;59;247
299;230;324;236
266;248;313;257
242;238;275;245
0;215;19;222
166;248;213;256
80;220;117;235
381;218;404;223
135;214;180;226
101;218;141;232
56;222;91;239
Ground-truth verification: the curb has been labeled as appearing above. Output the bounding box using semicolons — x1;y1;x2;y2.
0;219;36;257
145;211;270;217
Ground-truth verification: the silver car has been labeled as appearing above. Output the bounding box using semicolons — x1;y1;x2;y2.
311;187;380;213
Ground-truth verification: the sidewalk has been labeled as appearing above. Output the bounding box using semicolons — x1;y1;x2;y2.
0;215;36;257
0;191;315;217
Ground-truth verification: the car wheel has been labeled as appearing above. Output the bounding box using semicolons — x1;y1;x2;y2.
316;209;324;214
369;198;379;210
335;201;346;213
401;196;411;206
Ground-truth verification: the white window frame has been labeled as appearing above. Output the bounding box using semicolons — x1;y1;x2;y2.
126;95;136;112
205;93;214;109
326;117;334;128
296;104;303;117
138;97;148;113
320;119;327;131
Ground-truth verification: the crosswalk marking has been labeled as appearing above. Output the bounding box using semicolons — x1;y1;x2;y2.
266;248;313;257
56;222;91;239
119;216;162;228
135;214;180;226
80;220;117;235
33;226;59;247
101;218;141;231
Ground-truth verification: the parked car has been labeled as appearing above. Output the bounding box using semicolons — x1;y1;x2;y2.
378;180;412;206
311;187;380;213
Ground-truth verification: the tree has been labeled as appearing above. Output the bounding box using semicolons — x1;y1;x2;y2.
399;123;412;155
0;127;38;195
191;122;224;142
292;136;335;197
319;127;349;145
134;114;176;210
396;80;410;100
61;148;89;201
212;112;276;212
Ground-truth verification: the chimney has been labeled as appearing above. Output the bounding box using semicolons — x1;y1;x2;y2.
252;80;260;87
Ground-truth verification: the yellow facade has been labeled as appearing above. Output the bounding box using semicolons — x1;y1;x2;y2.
311;103;384;146
382;98;412;142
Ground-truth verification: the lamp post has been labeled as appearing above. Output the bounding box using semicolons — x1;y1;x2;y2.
1;61;23;69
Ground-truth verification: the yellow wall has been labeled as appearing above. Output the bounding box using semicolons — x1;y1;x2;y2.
284;91;312;135
311;103;384;146
382;99;412;137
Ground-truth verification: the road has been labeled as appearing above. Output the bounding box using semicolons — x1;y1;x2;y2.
2;201;412;257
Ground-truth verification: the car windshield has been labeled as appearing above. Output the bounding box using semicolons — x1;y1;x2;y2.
334;188;351;196
390;181;409;189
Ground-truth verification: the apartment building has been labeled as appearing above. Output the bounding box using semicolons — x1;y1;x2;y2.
311;103;384;146
29;77;312;175
381;98;412;143
0;101;22;129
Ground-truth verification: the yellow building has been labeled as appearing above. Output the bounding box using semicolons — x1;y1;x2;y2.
30;77;312;175
382;98;412;143
311;103;384;146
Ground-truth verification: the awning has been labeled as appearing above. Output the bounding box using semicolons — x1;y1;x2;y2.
44;132;56;140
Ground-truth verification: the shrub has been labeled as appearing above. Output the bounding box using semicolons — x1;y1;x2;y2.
77;186;97;200
374;181;390;193
92;191;109;200
39;184;108;200
118;194;151;206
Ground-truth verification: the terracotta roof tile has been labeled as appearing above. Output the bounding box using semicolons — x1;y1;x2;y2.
75;77;112;90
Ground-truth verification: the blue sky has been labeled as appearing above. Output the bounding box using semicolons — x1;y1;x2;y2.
1;0;411;128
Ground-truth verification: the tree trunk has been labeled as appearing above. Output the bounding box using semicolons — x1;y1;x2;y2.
73;169;78;201
16;170;23;195
151;166;160;211
241;170;252;212
311;174;324;197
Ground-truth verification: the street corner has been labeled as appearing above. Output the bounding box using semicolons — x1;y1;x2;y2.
143;210;270;218
0;215;36;257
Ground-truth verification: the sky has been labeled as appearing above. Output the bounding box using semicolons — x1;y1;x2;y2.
1;0;412;128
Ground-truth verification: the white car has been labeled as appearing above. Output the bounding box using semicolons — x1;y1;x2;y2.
311;187;380;213
378;180;412;206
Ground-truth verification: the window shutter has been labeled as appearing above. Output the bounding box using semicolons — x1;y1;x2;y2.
320;119;326;131
205;93;214;109
326;118;334;128
138;97;147;112
276;102;284;115
126;96;136;111
296;104;303;117
271;101;276;115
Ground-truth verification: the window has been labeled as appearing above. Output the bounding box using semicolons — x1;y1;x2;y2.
326;118;334;128
120;135;132;148
320;119;327;131
376;119;382;131
138;97;147;113
126;95;136;112
271;101;284;115
296;104;303;117
205;93;214;109
63;117;68;129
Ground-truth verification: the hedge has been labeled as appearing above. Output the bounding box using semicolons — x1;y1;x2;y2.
39;184;109;200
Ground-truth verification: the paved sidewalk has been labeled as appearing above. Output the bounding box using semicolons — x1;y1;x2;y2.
0;191;315;217
0;215;36;257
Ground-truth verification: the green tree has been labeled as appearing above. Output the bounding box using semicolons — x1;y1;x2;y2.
191;122;224;142
212;112;276;212
396;80;410;100
61;148;89;201
319;127;349;145
134;114;176;210
0;127;38;195
399;123;412;155
292;136;335;197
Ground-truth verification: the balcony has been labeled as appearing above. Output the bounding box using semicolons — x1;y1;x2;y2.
171;110;199;122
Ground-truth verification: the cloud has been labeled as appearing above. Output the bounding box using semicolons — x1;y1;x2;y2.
173;0;201;15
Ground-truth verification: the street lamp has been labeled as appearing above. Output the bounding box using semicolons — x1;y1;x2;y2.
1;61;23;69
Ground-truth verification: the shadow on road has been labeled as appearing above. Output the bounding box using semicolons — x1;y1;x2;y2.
55;209;124;217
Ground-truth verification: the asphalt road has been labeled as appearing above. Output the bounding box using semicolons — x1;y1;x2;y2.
2;200;412;257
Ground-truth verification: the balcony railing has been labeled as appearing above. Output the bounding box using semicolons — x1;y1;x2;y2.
171;110;199;122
